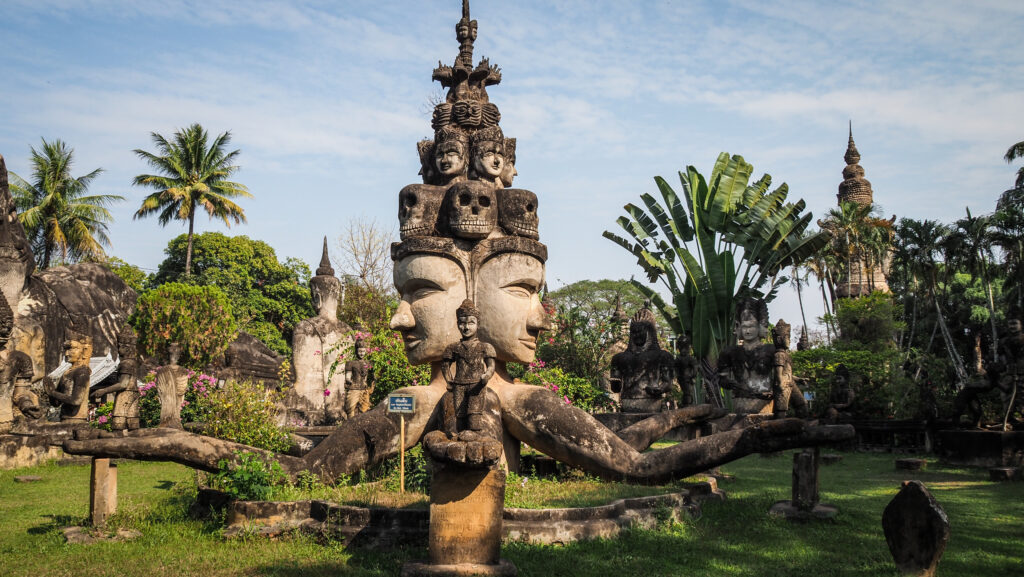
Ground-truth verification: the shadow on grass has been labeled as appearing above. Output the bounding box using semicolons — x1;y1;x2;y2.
154;480;176;490
27;514;83;535
252;543;425;576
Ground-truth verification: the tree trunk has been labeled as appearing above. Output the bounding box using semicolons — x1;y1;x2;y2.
795;269;808;334
185;211;195;279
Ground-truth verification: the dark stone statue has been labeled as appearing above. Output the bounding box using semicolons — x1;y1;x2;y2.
43;332;92;423
824;364;855;422
718;298;775;414
91;325;141;430
344;338;374;419
674;333;697;407
608;301;677;413
772;319;808;418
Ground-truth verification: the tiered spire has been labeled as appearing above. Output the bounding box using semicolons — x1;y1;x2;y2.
837;121;874;206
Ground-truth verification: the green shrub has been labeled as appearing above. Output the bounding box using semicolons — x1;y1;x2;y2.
518;365;616;412
210;451;288;501
203;380;292;452
329;324;431;407
132;282;237;368
90;401;114;431
831;291;905;352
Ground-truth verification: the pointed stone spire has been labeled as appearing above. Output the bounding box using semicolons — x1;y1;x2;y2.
611;293;628;323
838;121;874;206
315;236;334;277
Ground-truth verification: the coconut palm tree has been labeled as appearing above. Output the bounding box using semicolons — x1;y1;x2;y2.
133;123;251;278
1005;139;1024;190
946;208;998;360
8;139;123;269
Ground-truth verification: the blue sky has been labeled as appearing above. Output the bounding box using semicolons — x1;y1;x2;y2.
2;0;1022;337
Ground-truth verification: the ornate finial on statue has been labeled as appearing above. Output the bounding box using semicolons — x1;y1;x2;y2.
316;236;334;277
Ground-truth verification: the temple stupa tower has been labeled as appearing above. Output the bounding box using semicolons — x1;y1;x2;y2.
833;123;891;297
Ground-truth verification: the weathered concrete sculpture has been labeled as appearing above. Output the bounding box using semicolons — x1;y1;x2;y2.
0;291;37;432
155;343;189;429
63;0;854;526
824;364;856;422
91;325;141;430
43;332;92;423
290;238;350;424
772;319;808;418
344;338;373;419
609;301;678;413
718;298;775;414
674;334;697;407
440;300;496;438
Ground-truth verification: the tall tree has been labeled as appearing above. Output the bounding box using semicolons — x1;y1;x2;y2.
132;123;251;278
1005;139;1024;190
946;208;998;360
8;139;123;268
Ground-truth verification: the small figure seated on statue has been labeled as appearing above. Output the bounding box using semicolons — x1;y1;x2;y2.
43;332;92;424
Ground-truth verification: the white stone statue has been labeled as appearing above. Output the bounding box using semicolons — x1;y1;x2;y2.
291;238;350;424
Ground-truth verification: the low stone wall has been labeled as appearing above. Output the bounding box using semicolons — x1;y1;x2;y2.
0;424;89;470
934;429;1024;468
220;482;721;546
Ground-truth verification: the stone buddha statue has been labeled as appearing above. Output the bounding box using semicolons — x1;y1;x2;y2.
717;298;775;414
290;238;351;424
609;301;678;413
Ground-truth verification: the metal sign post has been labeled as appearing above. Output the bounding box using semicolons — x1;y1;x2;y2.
387;394;416;493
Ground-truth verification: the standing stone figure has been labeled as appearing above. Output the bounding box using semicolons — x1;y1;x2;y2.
344;338;374;419
43;332;92;423
608;301;677;413
91;325;141;430
291;238;350;423
155;343;189;429
772;319;808;418
674;333;697;407
718;298;775;414
440;299;496;439
0;292;37;432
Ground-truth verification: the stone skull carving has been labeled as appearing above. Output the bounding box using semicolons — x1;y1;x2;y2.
446;181;497;239
497;188;538;240
399;184;445;240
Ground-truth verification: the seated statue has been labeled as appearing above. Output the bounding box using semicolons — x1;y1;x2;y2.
609;301;677;413
344;338;374;419
43;332;92;423
291;239;350;424
91;325;141;430
718;298;774;414
824;364;855;422
771;319;808;418
155;343;189;429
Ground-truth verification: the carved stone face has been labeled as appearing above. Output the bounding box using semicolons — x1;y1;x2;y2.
475;252;549;362
356;345;367;359
736;311;761;344
390;254;467;365
310;276;341;314
447;181;497;239
498;189;539;240
435;141;467;178
168;343;182;365
1009;319;1022;336
398;184;444;240
65;339;89;366
472;141;505;182
457;314;478;339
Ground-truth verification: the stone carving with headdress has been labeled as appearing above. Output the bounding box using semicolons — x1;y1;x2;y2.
717;297;776;415
609;300;678;413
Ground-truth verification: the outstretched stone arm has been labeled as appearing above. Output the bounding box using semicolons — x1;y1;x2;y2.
498;383;853;485
63;382;447;483
614;404;727;451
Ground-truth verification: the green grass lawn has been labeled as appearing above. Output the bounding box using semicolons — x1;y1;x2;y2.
2;451;1021;576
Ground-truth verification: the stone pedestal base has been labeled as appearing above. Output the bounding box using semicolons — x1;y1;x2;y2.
401;559;517;577
90;457;117;528
403;458;516;576
769;500;838;520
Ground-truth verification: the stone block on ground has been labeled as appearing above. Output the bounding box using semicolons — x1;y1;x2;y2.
14;475;42;483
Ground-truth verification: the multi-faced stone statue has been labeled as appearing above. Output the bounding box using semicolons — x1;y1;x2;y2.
91;324;141;430
44;331;92;423
155;343;189;429
291;238;350;424
772;319;808;418
344;338;374;419
717;298;775;414
609;301;677;413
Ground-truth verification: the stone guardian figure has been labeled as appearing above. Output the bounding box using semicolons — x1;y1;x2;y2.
344;338;374;419
717;298;775;415
91;325;141;430
608;301;677;413
439;299;496;440
772;319;808;418
43;332;93;423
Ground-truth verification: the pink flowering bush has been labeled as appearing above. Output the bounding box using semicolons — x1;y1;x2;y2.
138;370;219;428
89;401;114;431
